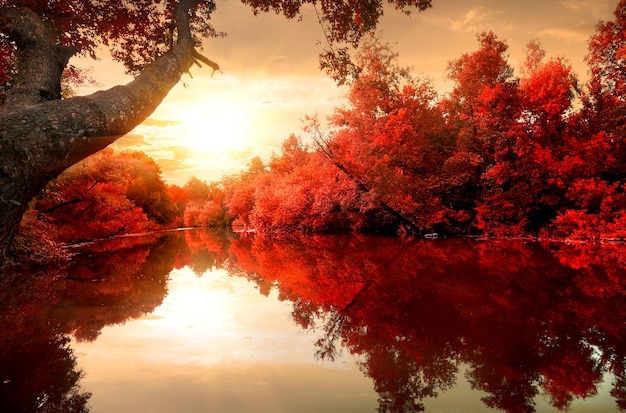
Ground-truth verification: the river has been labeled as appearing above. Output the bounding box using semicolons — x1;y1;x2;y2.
1;229;625;412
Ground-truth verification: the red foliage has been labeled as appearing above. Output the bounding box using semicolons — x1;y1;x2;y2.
0;0;222;81
31;149;177;244
251;153;360;233
586;0;626;106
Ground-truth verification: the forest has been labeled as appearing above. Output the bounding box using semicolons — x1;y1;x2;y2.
8;0;626;264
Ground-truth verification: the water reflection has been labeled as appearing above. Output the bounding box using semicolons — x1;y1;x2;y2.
228;236;626;413
2;230;626;412
0;234;179;412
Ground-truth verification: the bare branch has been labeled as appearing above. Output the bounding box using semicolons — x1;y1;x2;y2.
192;49;222;76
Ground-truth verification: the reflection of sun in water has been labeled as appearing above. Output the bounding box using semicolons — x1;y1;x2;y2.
176;104;252;153
154;268;235;335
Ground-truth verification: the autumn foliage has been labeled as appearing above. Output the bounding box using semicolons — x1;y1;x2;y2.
7;149;173;265
209;1;626;241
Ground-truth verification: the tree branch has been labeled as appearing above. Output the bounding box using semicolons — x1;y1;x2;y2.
192;49;222;76
41;198;84;215
0;0;220;179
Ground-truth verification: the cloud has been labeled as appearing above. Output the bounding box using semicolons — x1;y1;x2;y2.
538;23;595;44
561;0;594;10
111;133;150;148
140;118;182;127
560;0;614;18
450;7;512;33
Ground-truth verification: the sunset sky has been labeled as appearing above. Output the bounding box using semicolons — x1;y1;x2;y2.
76;0;619;184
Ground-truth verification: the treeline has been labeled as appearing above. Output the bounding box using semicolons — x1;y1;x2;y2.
211;3;626;241
10;147;262;263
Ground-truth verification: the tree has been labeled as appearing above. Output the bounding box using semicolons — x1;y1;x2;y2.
0;0;432;267
311;35;451;235
443;31;517;160
582;0;626;187
124;151;178;225
586;0;626;111
183;176;211;205
475;45;578;236
432;32;519;234
33;149;160;243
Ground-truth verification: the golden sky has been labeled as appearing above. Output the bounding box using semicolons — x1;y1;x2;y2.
76;0;619;184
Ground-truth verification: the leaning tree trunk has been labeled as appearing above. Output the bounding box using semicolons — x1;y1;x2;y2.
0;0;215;267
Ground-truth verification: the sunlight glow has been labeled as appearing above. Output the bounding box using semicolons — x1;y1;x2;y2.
123;74;345;182
155;270;234;334
175;103;253;153
75;267;316;366
71;267;375;413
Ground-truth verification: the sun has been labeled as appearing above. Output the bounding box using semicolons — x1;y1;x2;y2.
170;97;256;154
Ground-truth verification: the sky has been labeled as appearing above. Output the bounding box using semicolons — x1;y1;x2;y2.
76;0;620;185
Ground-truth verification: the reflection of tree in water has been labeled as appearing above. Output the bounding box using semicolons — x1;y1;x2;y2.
0;229;242;412
0;232;187;412
55;234;183;341
4;230;626;413
184;229;232;275
0;270;91;413
0;332;90;413
227;235;626;413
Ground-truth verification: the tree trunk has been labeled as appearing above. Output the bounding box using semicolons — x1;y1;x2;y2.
0;1;212;267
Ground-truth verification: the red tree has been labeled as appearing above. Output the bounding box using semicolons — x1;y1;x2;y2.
475;47;578;236
312;35;455;234
34;149;164;243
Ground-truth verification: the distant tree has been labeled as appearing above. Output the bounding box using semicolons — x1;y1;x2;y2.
124;152;178;224
227;178;264;230
183;176;211;205
167;184;191;221
33;149;172;243
246;155;267;176
269;134;309;174
183;199;229;228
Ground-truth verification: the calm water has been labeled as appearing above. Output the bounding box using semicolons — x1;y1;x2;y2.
1;230;626;413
